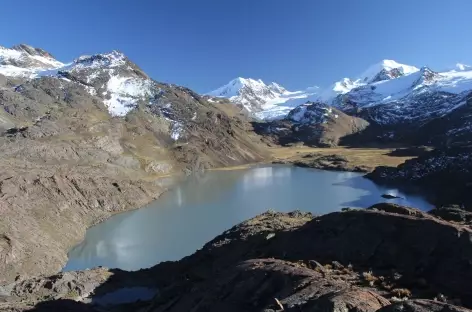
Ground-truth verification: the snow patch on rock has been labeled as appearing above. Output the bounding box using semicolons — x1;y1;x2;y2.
170;122;184;141
287;102;337;125
103;76;155;116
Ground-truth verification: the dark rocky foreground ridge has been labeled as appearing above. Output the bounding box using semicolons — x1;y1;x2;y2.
1;203;472;311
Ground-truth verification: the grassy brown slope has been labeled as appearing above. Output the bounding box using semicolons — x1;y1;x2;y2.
271;146;413;172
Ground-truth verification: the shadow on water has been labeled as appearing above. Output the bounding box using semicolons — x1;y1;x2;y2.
25;300;94;312
333;175;434;210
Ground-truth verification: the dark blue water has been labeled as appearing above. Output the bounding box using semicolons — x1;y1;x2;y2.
64;165;432;272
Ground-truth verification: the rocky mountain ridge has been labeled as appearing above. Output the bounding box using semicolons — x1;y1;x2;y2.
254;101;369;147
336;66;472;125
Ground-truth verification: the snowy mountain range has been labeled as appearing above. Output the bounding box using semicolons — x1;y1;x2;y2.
0;44;212;142
2;43;472;143
317;60;420;103
208;59;472;124
207;77;319;120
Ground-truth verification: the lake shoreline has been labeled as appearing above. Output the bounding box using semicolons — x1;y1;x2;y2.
63;164;432;273
0;146;423;284
46;147;426;277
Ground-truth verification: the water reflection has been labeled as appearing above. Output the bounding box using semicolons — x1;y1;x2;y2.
332;175;431;209
64;165;433;272
242;166;292;190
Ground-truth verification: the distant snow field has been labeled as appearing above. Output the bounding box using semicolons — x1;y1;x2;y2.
208;59;472;121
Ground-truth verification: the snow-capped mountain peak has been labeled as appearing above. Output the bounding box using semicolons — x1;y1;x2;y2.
0;45;159;117
330;62;472;125
317;78;360;103
268;82;286;94
0;44;64;77
332;78;358;93
208;77;285;109
414;66;439;85
51;50;156;116
317;60;421;104
11;44;57;60
73;50;128;69
208;77;274;99
358;59;419;83
208;77;319;119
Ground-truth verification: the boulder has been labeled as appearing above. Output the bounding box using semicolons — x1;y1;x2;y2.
367;203;427;218
429;206;472;223
378;299;472;312
309;289;390;312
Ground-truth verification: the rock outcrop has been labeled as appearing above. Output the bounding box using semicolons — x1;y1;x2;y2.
367;146;472;208
429;205;472;223
292;153;370;172
143;205;472;311
254;101;369;147
378;300;472;312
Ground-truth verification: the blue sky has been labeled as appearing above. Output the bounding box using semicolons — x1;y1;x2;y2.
1;0;471;92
